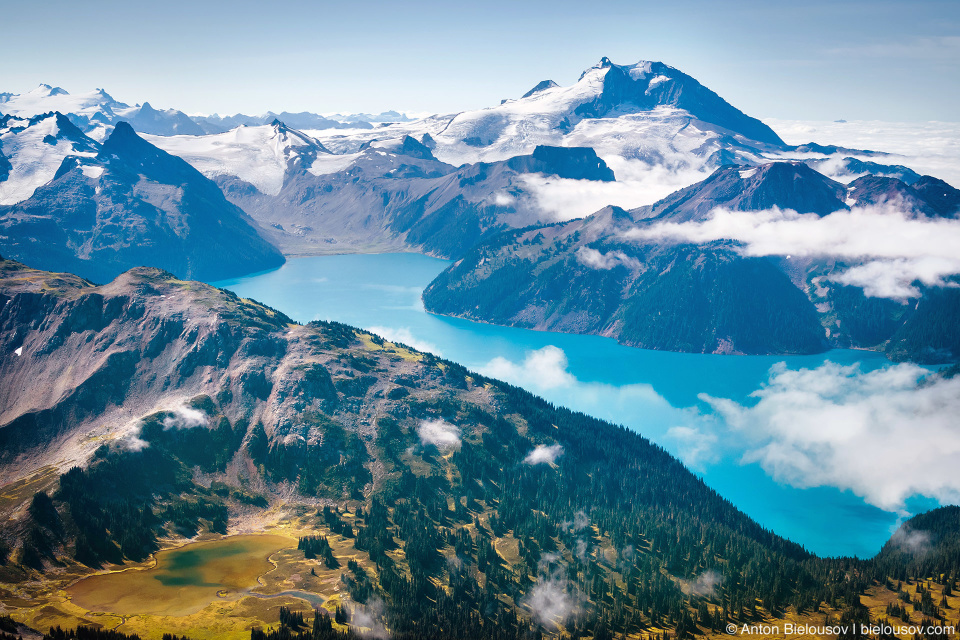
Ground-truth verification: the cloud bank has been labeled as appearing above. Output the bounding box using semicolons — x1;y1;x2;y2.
704;362;960;512
622;205;960;299
764;119;960;188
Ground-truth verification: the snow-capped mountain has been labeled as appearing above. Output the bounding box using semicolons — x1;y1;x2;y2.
142;121;338;196
309;58;784;170
135;57;806;244
0;112;99;205
0;121;284;282
0;84;203;137
0;85;412;139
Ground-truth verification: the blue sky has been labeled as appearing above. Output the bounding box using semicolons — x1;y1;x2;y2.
4;0;958;120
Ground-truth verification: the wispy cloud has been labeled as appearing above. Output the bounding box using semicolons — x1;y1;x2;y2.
368;325;442;355
825;36;960;62
665;425;719;471
518;160;710;223
684;570;723;598
576;246;641;270
623;205;960;298
888;526;934;556
162;403;209;430
523;567;585;629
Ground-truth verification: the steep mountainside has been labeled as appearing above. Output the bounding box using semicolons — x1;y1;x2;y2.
423;162;960;360
2;260;956;640
210;135;616;258
0;121;284;283
631;162;848;222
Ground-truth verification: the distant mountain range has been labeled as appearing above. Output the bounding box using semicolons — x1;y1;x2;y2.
0;84;414;138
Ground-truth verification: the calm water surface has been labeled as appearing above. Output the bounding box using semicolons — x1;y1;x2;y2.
213;254;907;558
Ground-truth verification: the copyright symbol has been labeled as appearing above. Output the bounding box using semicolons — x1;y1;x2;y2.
726;624;737;635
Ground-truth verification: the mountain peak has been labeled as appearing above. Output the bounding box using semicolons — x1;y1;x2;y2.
632;161;848;223
520;79;559;99
30;84;69;97
101;121;154;160
570;57;785;146
94;88;117;103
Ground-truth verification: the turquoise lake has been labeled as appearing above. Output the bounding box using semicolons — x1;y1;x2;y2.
212;253;920;559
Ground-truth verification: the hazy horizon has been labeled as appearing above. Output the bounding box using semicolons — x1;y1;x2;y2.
3;0;958;122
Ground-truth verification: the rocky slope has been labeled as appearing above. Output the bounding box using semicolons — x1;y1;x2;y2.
0;121;284;283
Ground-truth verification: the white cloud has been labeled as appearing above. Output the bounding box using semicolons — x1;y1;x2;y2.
120;431;150;452
481;345;577;390
622;205;960;299
564;510;590;533
684;570;723;598
347;597;389;639
417;418;461;451
703;362;960;512
523;572;584;629
524;443;564;465
825;36;960;62
368;325;442;356
831;257;960;299
888;526;933;556
665;425;719;471
162;404;208;430
575;246;641;271
517;156;710;224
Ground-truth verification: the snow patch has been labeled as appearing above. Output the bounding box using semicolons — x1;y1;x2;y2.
80;164;103;180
